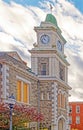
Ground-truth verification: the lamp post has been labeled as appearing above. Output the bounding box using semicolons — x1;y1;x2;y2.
8;93;16;130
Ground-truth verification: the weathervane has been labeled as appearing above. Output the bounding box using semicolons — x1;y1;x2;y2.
49;4;53;14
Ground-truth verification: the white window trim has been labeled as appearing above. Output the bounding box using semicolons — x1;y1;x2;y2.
69;116;72;124
76;116;80;124
16;76;31;103
76;105;80;113
47;92;50;100
16;76;31;84
41;92;44;100
69;106;72;113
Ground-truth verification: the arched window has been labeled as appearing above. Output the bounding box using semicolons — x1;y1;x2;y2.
61;92;66;109
58;90;61;107
61;93;64;108
58;93;61;107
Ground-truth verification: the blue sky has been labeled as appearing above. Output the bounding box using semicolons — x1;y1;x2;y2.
3;0;42;6
68;0;83;13
3;0;83;13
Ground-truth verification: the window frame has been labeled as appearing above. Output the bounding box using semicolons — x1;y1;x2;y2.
76;105;80;113
16;76;31;104
69;106;72;113
47;91;51;100
41;92;44;100
59;62;65;81
76;116;80;124
69;116;72;124
41;63;46;75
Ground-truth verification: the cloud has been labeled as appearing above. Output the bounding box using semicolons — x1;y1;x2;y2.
10;44;31;66
0;0;83;101
0;0;47;65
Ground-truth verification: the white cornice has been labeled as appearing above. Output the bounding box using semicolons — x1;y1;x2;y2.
16;76;31;84
38;76;71;90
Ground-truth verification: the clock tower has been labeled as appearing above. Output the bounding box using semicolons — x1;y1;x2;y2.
30;14;71;130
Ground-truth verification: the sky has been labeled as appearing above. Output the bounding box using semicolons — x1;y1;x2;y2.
0;0;83;101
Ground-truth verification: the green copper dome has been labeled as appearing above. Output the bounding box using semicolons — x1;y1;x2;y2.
45;13;58;27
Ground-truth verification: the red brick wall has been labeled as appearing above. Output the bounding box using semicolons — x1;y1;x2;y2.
69;102;83;130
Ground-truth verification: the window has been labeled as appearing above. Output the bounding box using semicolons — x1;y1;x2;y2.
76;106;80;113
38;57;49;75
17;81;21;101
41;92;45;100
41;92;44;100
0;64;2;68
69;116;72;124
63;94;66;109
69;106;72;113
59;62;65;81
58;91;66;109
0;64;2;74
59;67;63;80
41;63;46;75
61;94;63;107
57;40;62;51
17;80;29;103
23;83;29;103
76;116;80;124
47;92;51;100
58;93;61;107
61;94;66;108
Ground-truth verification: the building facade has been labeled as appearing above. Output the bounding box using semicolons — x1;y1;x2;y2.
69;102;83;130
0;52;38;109
0;52;39;128
0;13;71;130
30;13;71;130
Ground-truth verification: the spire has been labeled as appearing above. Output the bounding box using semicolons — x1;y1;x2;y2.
49;4;53;14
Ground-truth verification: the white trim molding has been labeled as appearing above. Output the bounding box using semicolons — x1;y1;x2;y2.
16;75;31;84
1;64;9;99
16;75;31;104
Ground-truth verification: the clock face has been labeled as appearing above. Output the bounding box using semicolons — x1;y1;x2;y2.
57;40;62;51
40;34;50;44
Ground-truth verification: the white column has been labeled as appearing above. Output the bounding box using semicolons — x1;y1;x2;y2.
51;57;55;76
49;57;56;77
21;81;23;102
1;64;9;99
66;67;68;83
27;84;30;103
55;58;59;78
49;57;52;76
31;57;38;75
65;67;67;83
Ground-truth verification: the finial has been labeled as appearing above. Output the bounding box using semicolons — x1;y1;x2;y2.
49;4;53;14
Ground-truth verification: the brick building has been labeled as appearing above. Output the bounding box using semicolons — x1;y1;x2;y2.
0;13;71;130
69;102;83;130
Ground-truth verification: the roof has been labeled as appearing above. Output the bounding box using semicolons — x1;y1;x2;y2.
69;101;83;104
45;13;58;27
44;13;62;34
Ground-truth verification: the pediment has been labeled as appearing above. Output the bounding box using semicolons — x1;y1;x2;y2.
7;52;23;62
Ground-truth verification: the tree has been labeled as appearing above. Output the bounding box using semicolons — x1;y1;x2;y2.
0;102;44;129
